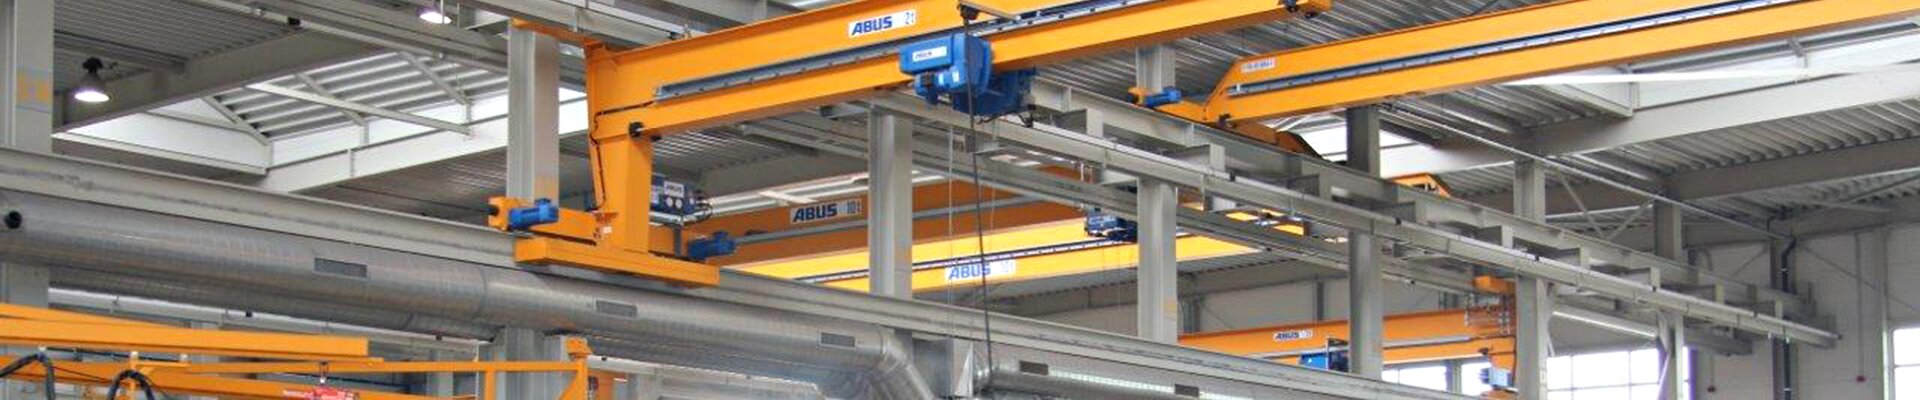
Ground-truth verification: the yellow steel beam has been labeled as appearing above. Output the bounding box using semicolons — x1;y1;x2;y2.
0;357;442;400
0;319;372;362
0;303;166;327
585;0;1332;137
1180;308;1516;369
735;218;1307;293
1184;0;1920;125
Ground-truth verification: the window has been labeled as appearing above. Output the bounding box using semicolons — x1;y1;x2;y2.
1897;327;1920;400
1548;348;1674;400
1384;364;1449;392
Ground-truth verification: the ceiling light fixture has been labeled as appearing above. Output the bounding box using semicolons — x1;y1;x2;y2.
72;57;110;103
419;2;453;24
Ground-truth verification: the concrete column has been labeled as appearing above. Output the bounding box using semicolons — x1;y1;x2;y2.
488;328;568;399
1136;178;1179;343
1;0;52;153
1344;105;1382;176
1515;276;1553;399
867;109;914;298
1134;45;1175;96
1658;312;1686;400
506;26;560;201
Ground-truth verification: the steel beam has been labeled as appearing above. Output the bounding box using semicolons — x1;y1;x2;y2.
867;109;915;299
446;0;681;46
869;93;1835;345
1481;136;1920;217
1401;70;1920;175
636;0;787;29
246;84;470;134
53;31;185;72
757;109;1759;357
59;32;378;130
507;27;561;201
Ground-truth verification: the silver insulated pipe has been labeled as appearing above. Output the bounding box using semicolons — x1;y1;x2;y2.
0;191;931;400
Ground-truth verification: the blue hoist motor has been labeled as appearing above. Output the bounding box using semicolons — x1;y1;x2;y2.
899;33;1036;118
686;231;737;262
1084;212;1139;243
1298;338;1352;372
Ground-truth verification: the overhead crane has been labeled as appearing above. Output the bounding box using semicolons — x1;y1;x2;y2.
489;0;1331;286
1180;305;1521;398
1156;0;1920;131
706;177;1461;293
0;303;604;400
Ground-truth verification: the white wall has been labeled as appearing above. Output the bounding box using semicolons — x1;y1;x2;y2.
1696;226;1915;399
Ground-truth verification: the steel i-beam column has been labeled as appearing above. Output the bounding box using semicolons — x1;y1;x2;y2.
1344;105;1382;177
1136;178;1179;343
0;2;51;399
1514;154;1552;399
489;327;568;398
506;27;560;201
1344;104;1385;378
1135;45;1175;97
1516;275;1553;398
1514;160;1548;222
1654;198;1692;400
868;109;914;298
1654;203;1684;261
1659;312;1687;400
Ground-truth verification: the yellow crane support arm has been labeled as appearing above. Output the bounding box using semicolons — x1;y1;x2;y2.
1173;0;1920;126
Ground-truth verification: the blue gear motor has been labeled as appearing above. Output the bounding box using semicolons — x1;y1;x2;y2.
899;33;1035;118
